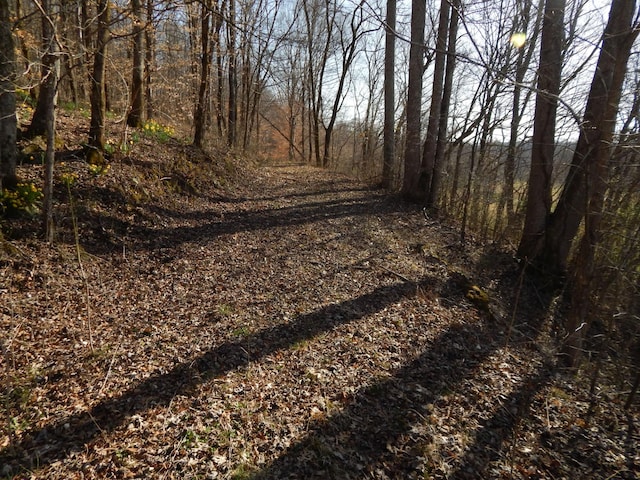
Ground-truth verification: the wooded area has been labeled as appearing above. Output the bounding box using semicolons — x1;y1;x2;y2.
1;0;639;477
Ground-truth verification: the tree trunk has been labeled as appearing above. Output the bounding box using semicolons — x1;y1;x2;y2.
88;0;109;152
40;1;59;242
288;107;296;162
497;0;541;231
0;0;17;190
544;0;639;280
26;0;59;139
144;0;154;120
517;0;565;265
558;0;640;367
421;0;451;207
214;3;225;137
428;0;459;209
126;0;144;128
402;0;426;201
321;4;365;168
227;0;237;147
193;1;211;148
302;0;331;167
382;0;396;189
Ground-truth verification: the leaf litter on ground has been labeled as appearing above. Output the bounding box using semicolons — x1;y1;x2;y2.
0;129;638;479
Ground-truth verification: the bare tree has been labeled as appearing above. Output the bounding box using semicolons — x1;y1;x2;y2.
302;0;335;166
214;0;226;137
496;0;542;232
382;0;396;188
422;0;459;209
0;0;17;190
553;0;640;366
321;1;371;168
145;0;155;120
517;0;566;265
37;0;60;242
26;0;60;139
227;0;237;147
543;1;640;278
238;0;286;150
127;0;145;128
402;0;426;201
88;0;110;153
193;0;212;149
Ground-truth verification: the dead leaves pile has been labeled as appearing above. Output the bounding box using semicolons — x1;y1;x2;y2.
1;158;638;479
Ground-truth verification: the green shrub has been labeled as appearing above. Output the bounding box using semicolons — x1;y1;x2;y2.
88;163;111;177
142;119;175;142
0;182;43;216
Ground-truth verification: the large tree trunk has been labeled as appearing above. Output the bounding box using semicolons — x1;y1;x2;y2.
0;0;17;190
382;0;396;189
543;0;640;279
144;0;154;120
26;0;59;139
517;0;565;266
555;0;640;366
420;0;451;207
126;0;144;128
40;1;60;242
227;0;237;147
193;1;212;148
402;0;426;201
427;0;459;209
88;0;109;152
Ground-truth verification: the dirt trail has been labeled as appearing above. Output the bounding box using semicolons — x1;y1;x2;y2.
1;164;636;479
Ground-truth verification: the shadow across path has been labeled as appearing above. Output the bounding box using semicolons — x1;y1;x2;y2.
83;191;412;256
250;318;553;479
0;280;424;474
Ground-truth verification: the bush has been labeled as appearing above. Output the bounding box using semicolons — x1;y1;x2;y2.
0;182;43;217
142;119;175;142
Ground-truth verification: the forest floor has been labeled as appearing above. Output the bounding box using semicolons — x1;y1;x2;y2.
1;111;638;479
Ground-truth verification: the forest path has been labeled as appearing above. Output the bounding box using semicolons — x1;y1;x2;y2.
2;163;616;479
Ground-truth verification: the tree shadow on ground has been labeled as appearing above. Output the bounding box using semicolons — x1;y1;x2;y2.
81;192;412;256
1;168;561;478
203;183;380;206
0;279;425;475
1;225;559;479
249;313;553;479
447;367;553;479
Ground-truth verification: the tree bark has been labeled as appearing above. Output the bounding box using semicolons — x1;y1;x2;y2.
497;0;541;230
382;0;396;189
26;0;59;139
402;0;426;201
227;0;237;147
517;0;565;265
193;1;212;148
88;0;109;152
420;0;451;207
126;0;144;128
144;0;154;120
40;1;59;242
558;0;640;366
214;1;225;137
545;0;639;280
427;0;459;209
0;0;17;190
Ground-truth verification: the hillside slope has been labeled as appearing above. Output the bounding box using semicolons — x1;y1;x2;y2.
1;125;638;479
